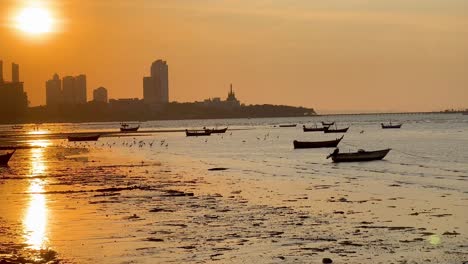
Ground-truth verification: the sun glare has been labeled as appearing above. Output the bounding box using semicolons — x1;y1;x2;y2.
15;7;54;35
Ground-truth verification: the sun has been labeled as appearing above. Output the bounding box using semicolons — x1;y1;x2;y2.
15;7;54;35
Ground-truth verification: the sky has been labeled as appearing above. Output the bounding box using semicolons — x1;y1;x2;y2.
0;0;467;113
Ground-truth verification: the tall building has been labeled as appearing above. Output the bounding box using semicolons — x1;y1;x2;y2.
0;61;28;120
46;73;62;106
75;74;87;104
0;60;3;83
143;60;168;104
93;87;108;103
62;74;87;104
12;63;19;83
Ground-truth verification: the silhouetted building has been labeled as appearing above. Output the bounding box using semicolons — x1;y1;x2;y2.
93;87;108;103
0;60;3;83
12;63;19;83
202;84;241;108
46;73;62;106
143;60;168;104
62;74;87;104
0;61;28;121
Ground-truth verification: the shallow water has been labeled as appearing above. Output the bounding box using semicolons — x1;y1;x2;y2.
1;113;467;263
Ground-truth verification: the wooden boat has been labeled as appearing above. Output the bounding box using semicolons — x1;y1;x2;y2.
186;130;211;137
323;126;349;133
204;127;228;134
327;148;391;162
68;134;101;142
322;121;335;126
279;124;297;128
381;122;402;129
303;125;326;132
293;136;343;149
0;149;15;166
120;124;140;132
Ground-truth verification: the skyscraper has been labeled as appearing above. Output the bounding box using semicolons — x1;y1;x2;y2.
46;73;62;106
75;74;87;104
93;87;108;103
0;60;28;120
0;60;3;83
62;74;87;104
12;63;19;83
143;60;168;104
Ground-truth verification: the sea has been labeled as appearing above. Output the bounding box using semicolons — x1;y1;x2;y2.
0;113;467;263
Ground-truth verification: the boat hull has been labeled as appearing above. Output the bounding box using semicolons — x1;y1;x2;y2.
68;135;101;142
205;127;228;134
293;136;343;149
322;122;334;126
0;150;15;166
324;127;349;133
186;130;211;137
381;124;402;129
279;124;297;128
120;126;140;132
303;126;326;132
330;149;391;162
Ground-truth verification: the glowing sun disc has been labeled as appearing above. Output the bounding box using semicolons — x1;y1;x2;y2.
16;7;53;34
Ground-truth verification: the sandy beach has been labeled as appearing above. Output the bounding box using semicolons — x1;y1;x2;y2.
1;115;467;263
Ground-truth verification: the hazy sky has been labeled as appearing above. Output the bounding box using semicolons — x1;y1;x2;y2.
1;0;467;112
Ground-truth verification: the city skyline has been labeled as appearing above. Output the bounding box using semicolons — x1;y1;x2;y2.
1;0;467;112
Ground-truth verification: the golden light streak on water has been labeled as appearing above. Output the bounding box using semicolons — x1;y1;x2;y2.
24;179;48;250
29;139;51;148
23;141;49;250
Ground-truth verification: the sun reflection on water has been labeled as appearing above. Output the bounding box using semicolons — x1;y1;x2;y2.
23;140;50;250
24;179;48;250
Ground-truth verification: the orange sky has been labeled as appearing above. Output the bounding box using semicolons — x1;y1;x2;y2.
1;0;467;112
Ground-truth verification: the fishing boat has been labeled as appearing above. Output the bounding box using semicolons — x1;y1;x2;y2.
68;134;101;142
323;126;349;133
0;149;15;166
381;122;402;129
327;148;391;162
204;127;228;134
322;121;335;126
186;130;211;137
120;123;140;132
279;124;297;128
293;136;343;149
303;125;326;132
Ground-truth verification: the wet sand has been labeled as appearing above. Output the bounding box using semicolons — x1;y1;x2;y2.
1;126;467;263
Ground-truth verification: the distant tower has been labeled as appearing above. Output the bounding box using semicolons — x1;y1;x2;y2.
0;60;3;83
12;63;19;83
75;74;87;104
93;87;108;103
143;59;168;104
46;73;62;106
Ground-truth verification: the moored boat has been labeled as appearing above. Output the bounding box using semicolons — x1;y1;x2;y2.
12;125;23;130
323;126;349;133
327;148;391;162
68;134;101;142
322;121;335;126
381;122;402;129
0;149;16;166
186;130;211;137
120;123;140;132
279;124;297;128
204;127;228;133
303;125;326;132
293;136;344;149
